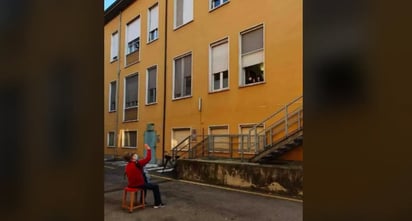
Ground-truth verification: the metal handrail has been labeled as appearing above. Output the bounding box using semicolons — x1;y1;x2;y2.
248;96;303;154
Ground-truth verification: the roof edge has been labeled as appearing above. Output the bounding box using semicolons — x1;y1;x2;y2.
104;0;137;24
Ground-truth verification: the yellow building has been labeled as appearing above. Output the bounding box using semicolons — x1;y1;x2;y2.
104;0;302;164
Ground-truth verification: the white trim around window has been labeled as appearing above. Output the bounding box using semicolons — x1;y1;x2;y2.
174;0;194;30
107;131;116;147
209;0;230;11
123;73;139;122
239;24;265;87
110;31;119;62
147;3;159;43
109;80;117;112
122;130;138;148
209;37;229;92
146;65;158;105
172;51;193;100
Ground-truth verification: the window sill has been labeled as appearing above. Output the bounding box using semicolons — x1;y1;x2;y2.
173;20;194;31
147;38;159;45
209;1;230;13
108;110;117;113
123;120;138;123
239;81;265;88
110;58;118;63
121;147;137;149
172;95;192;101
145;102;158;106
209;88;229;94
124;60;140;68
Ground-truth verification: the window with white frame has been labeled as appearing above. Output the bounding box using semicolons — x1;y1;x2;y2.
109;81;117;111
239;124;264;152
107;131;115;147
171;128;191;150
146;66;157;104
209;125;229;152
210;39;229;92
124;74;138;121
210;0;229;10
240;25;264;86
123;131;137;147
174;0;193;28
173;53;192;99
148;3;159;42
110;31;119;61
126;17;141;55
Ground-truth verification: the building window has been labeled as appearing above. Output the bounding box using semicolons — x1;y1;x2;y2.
173;53;192;99
240;25;264;86
239;124;264;152
209;125;229;152
110;31;119;61
109;81;117;112
171;128;191;150
124;74;138;121
107;132;115;147
210;39;229;92
123;131;137;147
146;66;157;104
148;3;159;42
210;0;229;10
126;17;141;65
174;0;193;28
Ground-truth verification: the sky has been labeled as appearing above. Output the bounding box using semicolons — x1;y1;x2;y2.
104;0;116;10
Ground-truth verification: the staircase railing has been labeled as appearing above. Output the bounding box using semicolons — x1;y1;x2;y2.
170;96;303;163
171;135;209;161
248;96;303;154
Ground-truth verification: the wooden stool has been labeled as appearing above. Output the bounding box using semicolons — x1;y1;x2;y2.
122;187;145;212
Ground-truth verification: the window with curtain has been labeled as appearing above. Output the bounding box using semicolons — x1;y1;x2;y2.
148;4;159;42
108;132;115;147
240;25;264;86
210;39;229;92
123;131;137;147
174;0;193;28
174;53;192;99
110;31;119;61
146;66;157;104
210;0;229;10
126;17;140;55
109;81;117;111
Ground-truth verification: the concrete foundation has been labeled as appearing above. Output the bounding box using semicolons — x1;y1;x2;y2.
176;159;303;199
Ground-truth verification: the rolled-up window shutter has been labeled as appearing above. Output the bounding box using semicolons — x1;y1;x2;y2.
241;27;263;54
149;5;158;31
212;42;228;74
127;18;140;43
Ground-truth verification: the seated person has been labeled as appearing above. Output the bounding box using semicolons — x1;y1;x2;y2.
124;144;165;208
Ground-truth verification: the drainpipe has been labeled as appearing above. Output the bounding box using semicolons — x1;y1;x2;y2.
161;0;168;165
114;11;122;159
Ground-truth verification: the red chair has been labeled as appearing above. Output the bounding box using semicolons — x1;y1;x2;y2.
122;187;145;212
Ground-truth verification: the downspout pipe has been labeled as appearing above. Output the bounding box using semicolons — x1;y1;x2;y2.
161;0;168;165
114;11;122;159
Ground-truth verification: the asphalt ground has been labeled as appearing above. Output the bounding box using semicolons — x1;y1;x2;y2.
104;161;302;221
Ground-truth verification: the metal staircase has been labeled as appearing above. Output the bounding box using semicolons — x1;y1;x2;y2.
169;96;303;165
248;96;303;163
